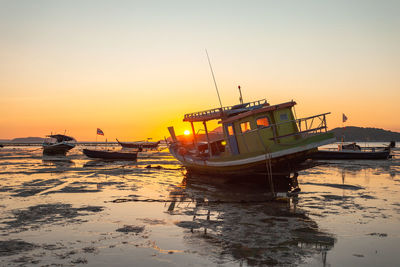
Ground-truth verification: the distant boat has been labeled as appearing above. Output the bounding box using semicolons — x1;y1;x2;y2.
310;142;394;160
82;149;138;160
42;134;76;155
116;139;160;149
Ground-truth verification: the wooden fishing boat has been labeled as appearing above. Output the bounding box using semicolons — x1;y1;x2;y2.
310;142;394;160
167;99;335;176
116;139;160;149
82;149;138;160
42;134;76;155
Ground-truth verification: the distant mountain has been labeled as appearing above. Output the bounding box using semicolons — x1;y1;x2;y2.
168;126;400;143
329;127;400;142
11;137;45;143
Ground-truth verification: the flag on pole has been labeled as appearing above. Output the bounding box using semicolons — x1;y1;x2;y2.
342;113;348;123
97;128;104;136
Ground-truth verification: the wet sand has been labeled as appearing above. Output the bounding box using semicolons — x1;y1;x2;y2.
0;145;399;266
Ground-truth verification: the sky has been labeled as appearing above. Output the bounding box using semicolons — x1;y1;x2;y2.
1;0;399;141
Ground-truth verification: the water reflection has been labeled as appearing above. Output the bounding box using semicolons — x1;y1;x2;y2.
313;148;400;180
330;159;399;184
42;157;74;171
167;172;335;266
82;159;138;168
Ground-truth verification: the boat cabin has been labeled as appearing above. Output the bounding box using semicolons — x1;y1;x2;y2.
170;99;329;159
220;100;298;156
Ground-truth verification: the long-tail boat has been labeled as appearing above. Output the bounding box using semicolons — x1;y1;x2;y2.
116;139;160;149
167;99;335;176
310;142;394;160
82;149;138;160
42;134;76;155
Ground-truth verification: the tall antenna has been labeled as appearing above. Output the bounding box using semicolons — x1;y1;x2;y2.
238;85;243;104
205;49;223;108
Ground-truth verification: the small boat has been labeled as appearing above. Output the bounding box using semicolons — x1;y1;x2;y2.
310;142;394;160
42;134;76;155
167;98;335;176
82;149;138;160
116;139;160;149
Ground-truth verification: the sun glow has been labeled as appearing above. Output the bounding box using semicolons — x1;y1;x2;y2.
0;1;399;141
184;130;190;135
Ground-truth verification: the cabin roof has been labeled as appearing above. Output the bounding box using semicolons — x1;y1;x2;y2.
183;99;268;122
46;134;75;142
221;101;296;124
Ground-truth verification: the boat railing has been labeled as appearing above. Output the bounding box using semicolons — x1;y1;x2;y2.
240;112;330;139
183;99;267;122
236;112;331;153
276;112;331;140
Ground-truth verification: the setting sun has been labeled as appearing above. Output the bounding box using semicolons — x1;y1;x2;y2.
184;130;190;136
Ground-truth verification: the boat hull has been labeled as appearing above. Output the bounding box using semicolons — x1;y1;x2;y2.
170;135;335;176
82;149;137;160
117;139;160;149
178;151;314;176
43;143;75;155
310;150;391;160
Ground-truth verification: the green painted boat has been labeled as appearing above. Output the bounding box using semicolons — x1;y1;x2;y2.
168;99;335;176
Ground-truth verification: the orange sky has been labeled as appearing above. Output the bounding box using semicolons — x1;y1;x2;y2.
1;1;399;141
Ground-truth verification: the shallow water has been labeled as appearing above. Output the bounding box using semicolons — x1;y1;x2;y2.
0;145;399;266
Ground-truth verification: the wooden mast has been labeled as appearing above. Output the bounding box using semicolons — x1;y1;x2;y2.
203;121;212;157
190;122;198;149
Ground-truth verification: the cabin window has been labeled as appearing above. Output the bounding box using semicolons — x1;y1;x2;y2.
240;121;251;133
280;113;289;121
227;125;234;136
256;117;270;128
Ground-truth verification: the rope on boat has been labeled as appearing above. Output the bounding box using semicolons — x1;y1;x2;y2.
253;127;276;196
265;152;275;197
262;143;275;196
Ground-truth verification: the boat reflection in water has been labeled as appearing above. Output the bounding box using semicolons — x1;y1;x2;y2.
82;159;138;169
167;171;335;266
42;155;74;172
312;147;399;181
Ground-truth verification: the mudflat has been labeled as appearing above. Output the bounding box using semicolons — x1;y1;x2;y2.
0;145;399;266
